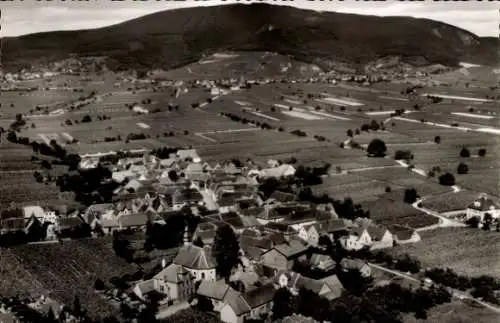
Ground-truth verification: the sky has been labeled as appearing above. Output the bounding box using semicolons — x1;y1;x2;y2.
0;0;498;38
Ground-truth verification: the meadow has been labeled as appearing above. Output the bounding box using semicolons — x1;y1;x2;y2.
390;227;500;278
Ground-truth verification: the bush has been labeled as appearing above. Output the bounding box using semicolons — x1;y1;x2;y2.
81;115;92;123
439;173;455;186
457;163;469;175
434;136;441;144
367;139;387;157
478;148;487;157
460;147;470;158
394;150;413;160
404;188;419;204
94;278;106;291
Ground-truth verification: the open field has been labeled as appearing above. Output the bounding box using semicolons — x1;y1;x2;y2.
390;227;500;278
403;300;500;323
0;238;138;320
421;190;484;213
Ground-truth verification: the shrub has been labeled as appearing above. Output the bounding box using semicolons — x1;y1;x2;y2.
457;163;468;174
346;129;353;137
81;115;92;123
434;136;441;144
460;147;470;158
439;173;455;186
394;150;413;161
367;139;387;157
478;148;487;157
404;188;419;204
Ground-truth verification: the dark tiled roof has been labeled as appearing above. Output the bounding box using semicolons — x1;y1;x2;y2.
269;191;297;203
467;196;500;211
197;280;233;300
174;245;217;269
57;216;83;230
272;240;308;258
154;263;191;283
365;225;390;241
388;225;418;241
1;217;26;231
241;282;275;308
119;213;149;227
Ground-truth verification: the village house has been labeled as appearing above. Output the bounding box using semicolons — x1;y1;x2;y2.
196;280;240;312
309;253;336;272
260;239;308;272
192;222;219;246
177;149;201;163
389;225;421;245
219;282;276;323
101;213;149;234
366;225;393;250
339;224;391;251
274;271;344;301
340;258;372;277
258;164;296;179
172;188;205;210
465;194;500;223
22;205;57;224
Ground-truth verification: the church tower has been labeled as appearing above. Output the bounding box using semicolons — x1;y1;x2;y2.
183;222;191;247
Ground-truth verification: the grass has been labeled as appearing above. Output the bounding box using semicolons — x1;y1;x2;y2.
403;300;500;323
389;227;500;278
0;238;138;320
422;190;482;213
362;198;438;229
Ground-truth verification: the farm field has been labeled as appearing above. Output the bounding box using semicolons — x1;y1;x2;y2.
420;190;483;213
0;238;138;320
362;197;439;229
389;227;500;278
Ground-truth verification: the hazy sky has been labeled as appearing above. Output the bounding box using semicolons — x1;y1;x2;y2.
1;0;498;38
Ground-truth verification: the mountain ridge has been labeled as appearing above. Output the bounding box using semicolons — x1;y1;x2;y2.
2;3;498;72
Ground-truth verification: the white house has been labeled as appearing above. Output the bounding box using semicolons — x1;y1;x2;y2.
259;164;296;179
466;194;500;223
22;206;57;224
132;105;149;114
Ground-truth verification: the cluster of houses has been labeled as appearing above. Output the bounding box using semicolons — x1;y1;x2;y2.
0;148;430;322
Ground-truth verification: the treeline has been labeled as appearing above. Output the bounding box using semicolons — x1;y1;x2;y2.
220;112;275;130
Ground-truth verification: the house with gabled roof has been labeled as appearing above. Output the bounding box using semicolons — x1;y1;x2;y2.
340;258;371;277
177;149;201;163
260;239;308;271
340;226;372;251
466;194;500;223
309;253;336;271
366;225;393;250
274;271;343;301
389;225;421;245
196;280;239;312
219;282;276;323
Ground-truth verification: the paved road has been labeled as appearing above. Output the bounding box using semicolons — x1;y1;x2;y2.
368;263;500;314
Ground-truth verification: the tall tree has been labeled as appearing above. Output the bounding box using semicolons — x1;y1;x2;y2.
212;224;240;280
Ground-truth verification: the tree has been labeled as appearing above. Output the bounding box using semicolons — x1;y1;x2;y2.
73;296;82;317
483;213;493;231
466;216;480;228
460;147;470;158
41;160;52;170
404;188;419;204
212;224;240;280
439;173;455;186
367;139;387;157
478;148;487;157
394;150;413;161
272;288;298;320
81;115;92;123
94;278;106;291
434;136;441;144
346;129;353;137
457;163;468;174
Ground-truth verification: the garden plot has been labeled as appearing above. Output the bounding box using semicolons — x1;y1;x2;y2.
421;190;484;213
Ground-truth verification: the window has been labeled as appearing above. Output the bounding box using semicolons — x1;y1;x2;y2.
201;272;205;280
